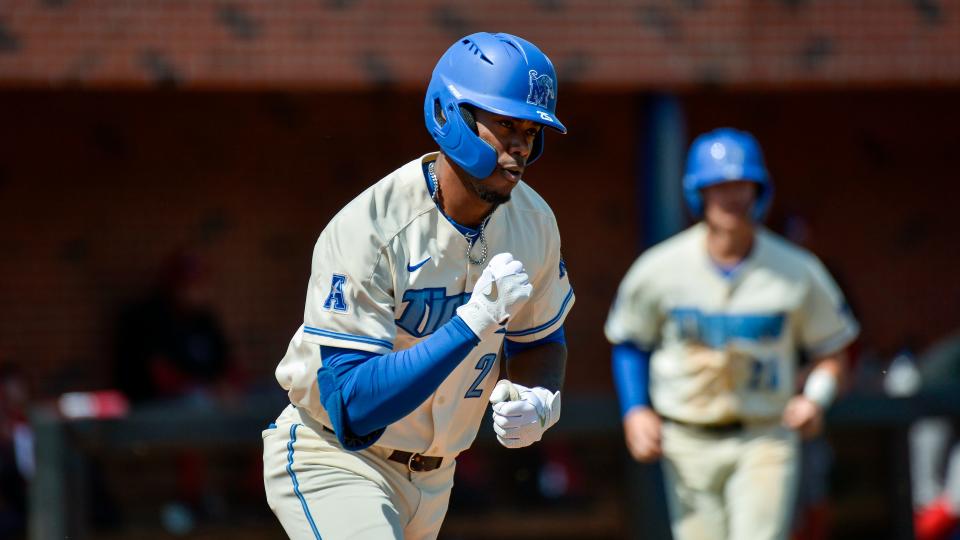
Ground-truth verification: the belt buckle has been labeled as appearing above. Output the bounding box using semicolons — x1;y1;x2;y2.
406;452;424;472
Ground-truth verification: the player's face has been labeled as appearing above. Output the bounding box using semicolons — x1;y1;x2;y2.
702;181;757;229
470;109;542;204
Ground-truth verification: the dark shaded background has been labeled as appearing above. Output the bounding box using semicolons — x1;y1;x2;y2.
1;90;957;396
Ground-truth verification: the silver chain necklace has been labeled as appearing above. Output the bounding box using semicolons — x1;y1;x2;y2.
428;161;488;266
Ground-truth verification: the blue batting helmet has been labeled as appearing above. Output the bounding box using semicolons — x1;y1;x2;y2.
683;128;773;221
424;32;567;179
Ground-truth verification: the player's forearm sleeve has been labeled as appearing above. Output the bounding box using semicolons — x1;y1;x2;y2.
316;315;480;450
611;342;652;417
504;326;565;358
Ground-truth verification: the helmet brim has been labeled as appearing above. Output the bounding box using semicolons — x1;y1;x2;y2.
437;78;566;134
460;96;566;134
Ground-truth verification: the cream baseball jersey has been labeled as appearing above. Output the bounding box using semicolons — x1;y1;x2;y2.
275;152;574;456
605;223;858;424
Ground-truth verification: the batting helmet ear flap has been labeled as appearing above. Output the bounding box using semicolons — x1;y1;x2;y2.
752;181;774;221
433;98;446;127
432;100;479;135
425;81;498;178
450;103;546;166
434;100;545;167
527;129;546;165
458;105;479;135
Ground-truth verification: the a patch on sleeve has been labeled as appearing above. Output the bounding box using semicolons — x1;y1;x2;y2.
322;274;349;313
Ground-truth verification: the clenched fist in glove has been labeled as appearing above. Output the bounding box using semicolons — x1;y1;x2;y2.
456;253;533;341
489;380;561;449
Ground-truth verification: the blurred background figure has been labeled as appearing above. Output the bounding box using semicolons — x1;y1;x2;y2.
607;128;859;540
113;249;238;405
112;249;242;533
887;332;960;540
0;362;31;540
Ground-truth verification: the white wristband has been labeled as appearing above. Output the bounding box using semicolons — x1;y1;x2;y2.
803;369;838;409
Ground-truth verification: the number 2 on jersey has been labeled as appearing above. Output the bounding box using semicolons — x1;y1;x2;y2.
464;354;496;398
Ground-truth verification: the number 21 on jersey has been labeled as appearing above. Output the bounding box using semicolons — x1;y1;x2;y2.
748;356;780;391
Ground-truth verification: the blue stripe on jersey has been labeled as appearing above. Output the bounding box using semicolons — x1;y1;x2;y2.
286;424;322;539
669;308;785;348
303;326;392;350
504;326;566;357
505;288;575;337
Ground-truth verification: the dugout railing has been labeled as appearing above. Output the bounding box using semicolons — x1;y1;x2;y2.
29;389;960;540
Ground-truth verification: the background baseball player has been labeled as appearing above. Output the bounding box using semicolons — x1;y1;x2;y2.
888;333;960;540
262;32;574;540
605;128;860;540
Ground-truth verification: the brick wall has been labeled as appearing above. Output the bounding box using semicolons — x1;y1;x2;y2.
1;89;958;397
0;1;958;89
0;90;639;395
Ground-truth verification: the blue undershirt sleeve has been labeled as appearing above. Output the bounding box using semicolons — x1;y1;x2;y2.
316;315;480;451
503;326;566;358
611;342;653;417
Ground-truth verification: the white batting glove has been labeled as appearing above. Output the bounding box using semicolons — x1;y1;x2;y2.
456;253;532;341
489;380;561;449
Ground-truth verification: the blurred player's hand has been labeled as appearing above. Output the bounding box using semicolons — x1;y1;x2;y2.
489;380;560;449
781;395;824;439
623;406;662;463
456;253;532;340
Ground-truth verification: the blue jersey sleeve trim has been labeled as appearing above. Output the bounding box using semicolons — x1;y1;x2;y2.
806;323;859;359
504;288;575;337
504;326;566;358
316;315;480;448
611;342;652;417
304;326;393;350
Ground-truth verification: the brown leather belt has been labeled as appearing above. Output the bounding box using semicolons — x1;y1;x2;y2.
386;450;444;472
321;425;443;472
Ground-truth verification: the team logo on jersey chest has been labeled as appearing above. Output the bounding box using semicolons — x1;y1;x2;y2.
670;308;785;347
395;287;470;338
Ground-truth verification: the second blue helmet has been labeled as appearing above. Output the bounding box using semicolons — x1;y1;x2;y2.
683;128;773;221
424;32;567;179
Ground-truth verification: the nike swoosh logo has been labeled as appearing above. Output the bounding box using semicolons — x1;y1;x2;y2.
407;257;431;272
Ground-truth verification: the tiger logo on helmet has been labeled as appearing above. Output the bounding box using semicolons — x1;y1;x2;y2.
526;70;556;109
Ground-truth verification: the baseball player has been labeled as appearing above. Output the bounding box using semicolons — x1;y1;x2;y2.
606;128;859;540
262;32;574;540
902;334;960;540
